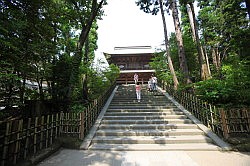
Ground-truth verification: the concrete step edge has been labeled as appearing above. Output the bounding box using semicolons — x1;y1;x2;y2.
88;143;221;151
92;135;213;144
101;119;194;124
107;108;181;112
102;115;187;119
96;129;205;136
99;124;198;129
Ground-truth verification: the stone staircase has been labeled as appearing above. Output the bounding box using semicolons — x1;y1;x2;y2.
87;85;221;150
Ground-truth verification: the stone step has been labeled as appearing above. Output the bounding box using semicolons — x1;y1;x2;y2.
112;95;167;98
102;115;187;120
91;135;213;144
107;108;181;112
96;129;204;136
108;105;177;109
101;119;194;124
86;85;222;151
105;112;185;116
111;97;167;101
110;101;172;104
109;103;176;107
88;143;221;151
98;124;198;130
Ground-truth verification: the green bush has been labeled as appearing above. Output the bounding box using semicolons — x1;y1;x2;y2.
70;103;86;113
193;57;250;106
194;79;234;104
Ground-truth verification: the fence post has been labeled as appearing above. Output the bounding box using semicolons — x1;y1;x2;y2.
24;118;31;159
50;114;54;145
246;109;250;132
219;108;229;139
79;112;84;139
40;116;44;150
55;113;59;138
13;119;23;164
45;115;50;148
33;117;38;154
209;104;214;130
59;112;63;136
1;122;10;166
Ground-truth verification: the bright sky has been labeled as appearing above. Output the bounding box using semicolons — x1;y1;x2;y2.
96;0;175;53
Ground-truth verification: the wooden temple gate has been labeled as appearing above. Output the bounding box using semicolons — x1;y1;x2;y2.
104;46;155;84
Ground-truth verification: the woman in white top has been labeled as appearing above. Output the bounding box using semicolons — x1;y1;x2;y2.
134;73;138;84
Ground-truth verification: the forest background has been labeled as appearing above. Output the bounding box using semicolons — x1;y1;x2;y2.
0;0;249;120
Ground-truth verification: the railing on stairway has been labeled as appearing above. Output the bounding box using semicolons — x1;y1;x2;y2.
0;82;116;166
158;81;250;139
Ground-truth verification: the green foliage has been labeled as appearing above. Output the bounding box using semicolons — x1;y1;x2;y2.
87;74;105;100
221;55;250;105
103;64;120;83
88;64;119;100
182;34;199;79
194;79;232;104
25;88;40;100
136;0;170;15
193;55;250;106
70;103;86;113
149;52;174;84
198;0;249;60
52;54;72;100
0;0;108;118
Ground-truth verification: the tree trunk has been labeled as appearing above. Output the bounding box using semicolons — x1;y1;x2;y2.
67;0;104;100
211;47;222;78
204;48;211;76
82;38;89;101
212;47;219;71
37;76;44;101
159;0;179;90
171;0;192;84
186;3;211;80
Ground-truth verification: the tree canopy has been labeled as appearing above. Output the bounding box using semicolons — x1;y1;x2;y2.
0;0;121;119
137;0;250;107
1;0;249;119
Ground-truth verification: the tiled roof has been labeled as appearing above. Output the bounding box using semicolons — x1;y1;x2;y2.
120;70;155;73
105;46;156;55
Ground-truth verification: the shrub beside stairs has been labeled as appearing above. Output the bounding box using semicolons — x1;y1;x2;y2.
82;85;229;151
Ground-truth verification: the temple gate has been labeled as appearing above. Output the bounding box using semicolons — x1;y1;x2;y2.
104;46;156;84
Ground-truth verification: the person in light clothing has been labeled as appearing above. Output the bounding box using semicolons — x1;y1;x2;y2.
135;82;141;102
134;73;138;84
151;74;157;91
147;78;152;91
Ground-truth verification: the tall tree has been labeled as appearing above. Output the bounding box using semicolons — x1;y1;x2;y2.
137;0;192;86
136;0;185;89
197;0;250;75
159;0;179;89
170;0;192;84
180;0;211;80
65;0;106;101
0;0;107;112
136;0;179;89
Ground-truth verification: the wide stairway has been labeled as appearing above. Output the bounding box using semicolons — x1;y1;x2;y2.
88;85;221;150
